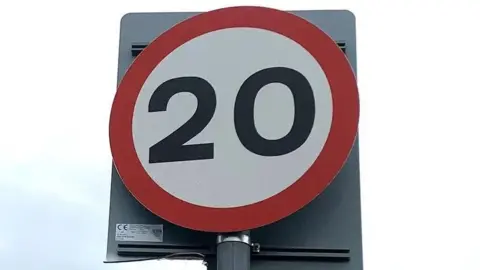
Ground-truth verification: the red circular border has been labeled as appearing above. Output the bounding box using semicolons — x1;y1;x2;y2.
109;6;359;232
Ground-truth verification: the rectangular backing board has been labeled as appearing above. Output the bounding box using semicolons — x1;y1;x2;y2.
106;9;362;270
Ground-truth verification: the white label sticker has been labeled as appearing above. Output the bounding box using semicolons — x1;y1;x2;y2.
115;224;163;242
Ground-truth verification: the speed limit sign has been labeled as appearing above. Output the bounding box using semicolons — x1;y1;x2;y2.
109;6;359;232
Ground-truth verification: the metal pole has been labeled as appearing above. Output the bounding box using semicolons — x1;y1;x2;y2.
216;231;251;270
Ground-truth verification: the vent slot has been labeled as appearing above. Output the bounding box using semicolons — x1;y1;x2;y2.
117;243;350;262
131;41;347;57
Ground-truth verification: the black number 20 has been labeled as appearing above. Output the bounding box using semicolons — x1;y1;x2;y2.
148;67;315;164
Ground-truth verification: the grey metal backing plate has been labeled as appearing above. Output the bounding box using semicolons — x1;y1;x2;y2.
106;9;362;270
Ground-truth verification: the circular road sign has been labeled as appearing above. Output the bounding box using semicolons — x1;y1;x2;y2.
109;6;359;232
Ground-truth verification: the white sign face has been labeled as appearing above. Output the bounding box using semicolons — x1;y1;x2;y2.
132;28;333;208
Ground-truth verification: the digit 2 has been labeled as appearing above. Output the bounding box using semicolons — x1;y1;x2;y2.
148;67;315;164
148;77;216;163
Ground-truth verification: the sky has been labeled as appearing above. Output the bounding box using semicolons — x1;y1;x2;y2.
0;0;480;269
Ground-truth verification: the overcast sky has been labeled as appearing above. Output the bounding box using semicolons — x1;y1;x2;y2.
1;0;479;269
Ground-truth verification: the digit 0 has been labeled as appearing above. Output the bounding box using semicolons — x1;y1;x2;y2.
234;67;315;156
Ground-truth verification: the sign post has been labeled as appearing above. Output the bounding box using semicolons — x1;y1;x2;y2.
217;232;251;270
107;6;360;270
